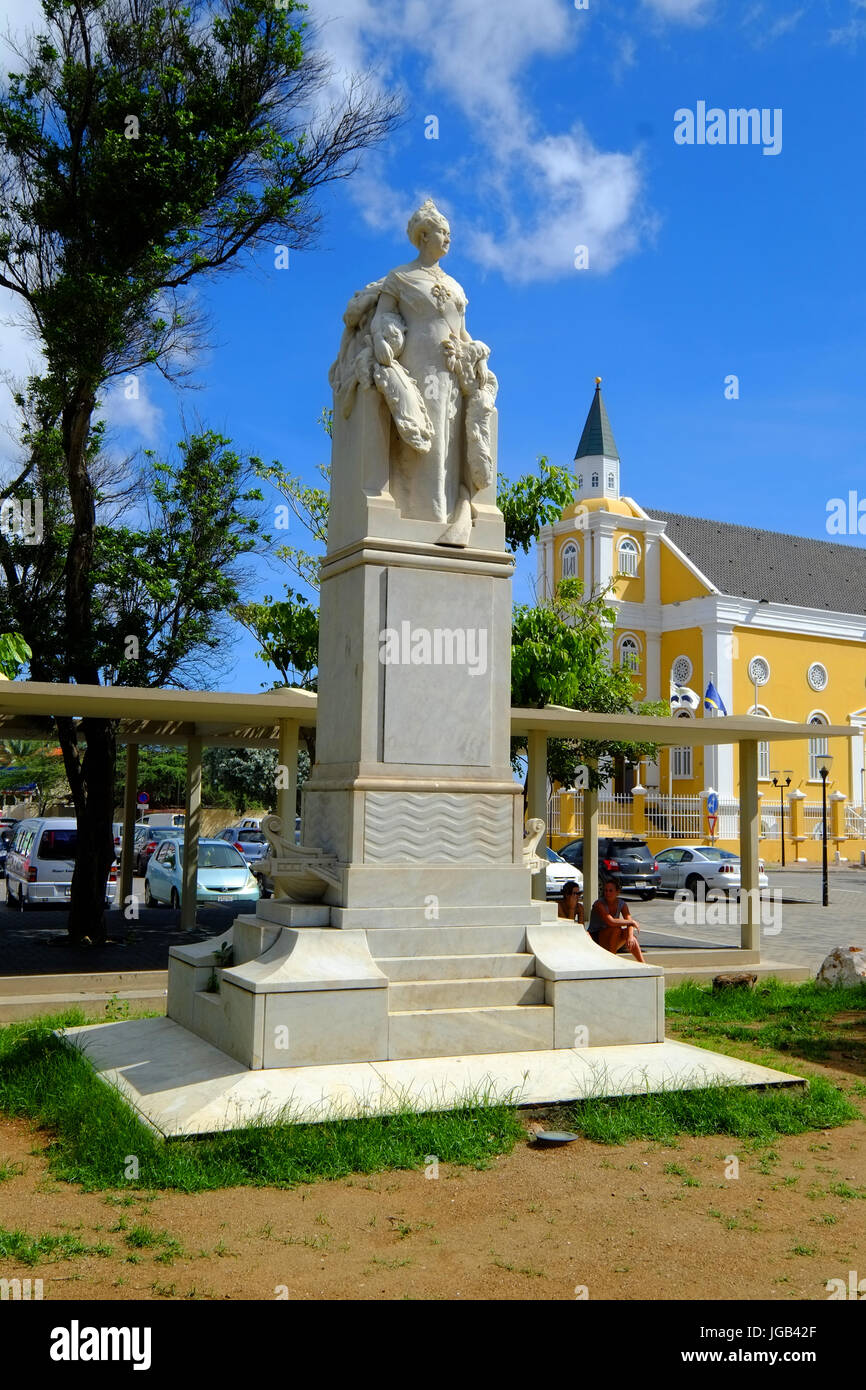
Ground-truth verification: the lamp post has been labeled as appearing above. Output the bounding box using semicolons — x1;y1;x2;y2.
818;754;834;908
770;769;792;867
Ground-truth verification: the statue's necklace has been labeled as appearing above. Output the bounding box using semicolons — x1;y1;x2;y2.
422;263;451;310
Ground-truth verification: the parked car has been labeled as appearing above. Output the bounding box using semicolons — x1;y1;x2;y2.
544;846;583;899
133;824;180;876
5;817;116;910
137;812;186;828
238;815;262;831
216;825;270;867
0;828;13;877
655;845;769;897
558;836;660;899
144;837;261;908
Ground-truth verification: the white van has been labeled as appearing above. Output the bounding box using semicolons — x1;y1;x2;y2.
5;818;117;910
137;812;185;828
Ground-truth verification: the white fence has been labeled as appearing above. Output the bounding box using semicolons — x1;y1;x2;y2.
803;802;827;840
644;794;703;840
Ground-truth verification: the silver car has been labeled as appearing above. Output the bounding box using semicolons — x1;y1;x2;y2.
217;825;270;867
655;845;768;897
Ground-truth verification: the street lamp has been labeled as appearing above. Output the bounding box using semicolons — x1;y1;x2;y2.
818;754;834;908
770;768;792;867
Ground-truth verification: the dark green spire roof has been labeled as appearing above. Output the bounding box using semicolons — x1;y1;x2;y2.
575;380;619;461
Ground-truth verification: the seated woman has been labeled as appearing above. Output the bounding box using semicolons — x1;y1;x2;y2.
587;879;645;963
557;880;583;924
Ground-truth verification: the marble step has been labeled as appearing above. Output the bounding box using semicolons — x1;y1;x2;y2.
388;1003;554;1060
389;976;546;1011
377;952;537;982
368;925;527;958
0;988;167;1023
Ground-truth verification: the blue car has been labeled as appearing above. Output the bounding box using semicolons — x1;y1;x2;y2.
144;837;260;909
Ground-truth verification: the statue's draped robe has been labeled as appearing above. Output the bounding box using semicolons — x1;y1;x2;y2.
377;266;468;526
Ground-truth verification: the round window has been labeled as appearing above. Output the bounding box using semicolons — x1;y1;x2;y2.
672;655;692;686
748;656;770;686
807;662;828;692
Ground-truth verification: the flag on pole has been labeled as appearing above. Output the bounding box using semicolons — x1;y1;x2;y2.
704;681;727;716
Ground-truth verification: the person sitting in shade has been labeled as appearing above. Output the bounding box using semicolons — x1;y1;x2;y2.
587;879;645;963
557;880;583;924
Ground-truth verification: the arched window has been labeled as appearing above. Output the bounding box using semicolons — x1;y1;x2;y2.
618;633;640;673
672;709;693;779
561;541;578;579
577;474;583;490
591;471;599;487
808;712;829;781
617;536;639;577
607;471;615;489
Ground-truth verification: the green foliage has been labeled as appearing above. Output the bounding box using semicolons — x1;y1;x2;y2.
94;433;264;687
203;746;278;815
511;578;665;785
234;590;318;690
114;745;187;809
0;738;69;812
497;458;576;555
0;632;31;679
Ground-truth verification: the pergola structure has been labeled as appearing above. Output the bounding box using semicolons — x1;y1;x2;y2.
0;682;854;947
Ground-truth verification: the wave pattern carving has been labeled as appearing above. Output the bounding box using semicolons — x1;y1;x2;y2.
364;792;513;863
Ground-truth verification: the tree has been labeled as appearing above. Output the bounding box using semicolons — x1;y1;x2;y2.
0;738;69;813
0;633;31;678
203;747;278;816
0;428;263;942
497;458;577;556
0;0;399;941
113;745;187;811
511;577;668;790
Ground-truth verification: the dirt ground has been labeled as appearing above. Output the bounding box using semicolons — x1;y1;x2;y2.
1;1048;865;1303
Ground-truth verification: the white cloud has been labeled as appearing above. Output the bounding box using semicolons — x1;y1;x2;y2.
99;378;165;447
314;0;650;283
829;0;866;44
641;0;713;21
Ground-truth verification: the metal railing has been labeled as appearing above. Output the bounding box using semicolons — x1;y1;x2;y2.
645;793;703;840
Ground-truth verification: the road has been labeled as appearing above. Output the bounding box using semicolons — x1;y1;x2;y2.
1;869;864;978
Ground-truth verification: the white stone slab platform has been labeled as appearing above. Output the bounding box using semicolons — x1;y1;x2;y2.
59;1017;804;1138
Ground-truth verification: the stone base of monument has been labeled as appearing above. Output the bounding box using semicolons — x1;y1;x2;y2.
165;899;666;1071
60;1016;804;1137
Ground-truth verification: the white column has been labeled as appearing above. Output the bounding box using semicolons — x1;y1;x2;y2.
739;740;761;952
703;620;735;797
277;720;299;832
644;529;662;606
645;628;661;703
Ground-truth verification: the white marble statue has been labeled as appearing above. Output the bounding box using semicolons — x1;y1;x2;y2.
329;198;498;547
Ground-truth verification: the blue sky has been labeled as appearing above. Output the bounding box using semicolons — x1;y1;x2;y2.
2;0;865;690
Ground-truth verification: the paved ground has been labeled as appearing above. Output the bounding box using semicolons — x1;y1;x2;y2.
621;865;866;972
0;867;862;978
0;876;237;978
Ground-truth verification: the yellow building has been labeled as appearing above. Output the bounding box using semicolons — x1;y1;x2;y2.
537;381;866;861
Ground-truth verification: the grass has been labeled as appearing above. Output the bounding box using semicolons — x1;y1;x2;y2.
562;1076;856;1146
666;978;866;1061
0;1013;525;1193
0;983;862;1193
0;1226;113;1266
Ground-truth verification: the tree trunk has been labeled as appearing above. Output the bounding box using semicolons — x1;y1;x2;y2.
56;386;118;946
56;716;117;945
